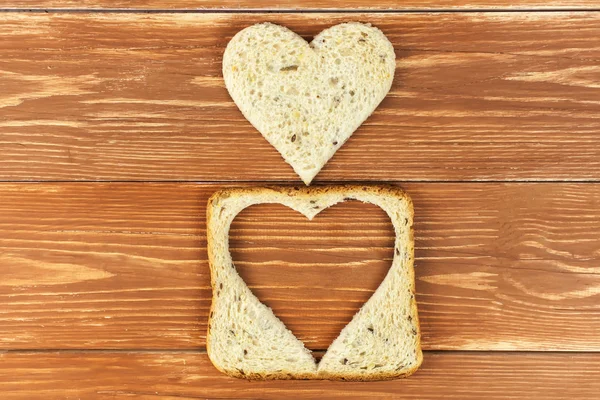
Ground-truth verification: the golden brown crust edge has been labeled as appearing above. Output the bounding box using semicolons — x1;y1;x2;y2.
207;183;409;201
205;191;217;371
205;184;421;381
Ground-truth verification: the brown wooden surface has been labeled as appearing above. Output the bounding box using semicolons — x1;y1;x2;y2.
2;5;599;399
5;0;600;10
0;183;598;352
2;12;600;182
1;351;599;399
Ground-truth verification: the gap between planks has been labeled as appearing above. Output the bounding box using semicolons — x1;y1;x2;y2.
1;180;600;183
1;349;598;355
2;8;600;12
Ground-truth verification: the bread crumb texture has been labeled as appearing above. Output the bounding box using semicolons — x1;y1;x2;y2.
206;185;422;381
223;23;396;185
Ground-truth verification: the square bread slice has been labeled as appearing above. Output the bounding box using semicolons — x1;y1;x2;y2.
206;185;422;381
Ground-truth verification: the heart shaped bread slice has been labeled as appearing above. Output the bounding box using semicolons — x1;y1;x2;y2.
206;185;422;381
223;23;396;185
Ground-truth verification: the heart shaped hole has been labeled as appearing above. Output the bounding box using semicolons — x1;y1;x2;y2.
229;201;394;362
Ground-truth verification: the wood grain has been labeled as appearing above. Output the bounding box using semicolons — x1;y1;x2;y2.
4;0;600;10
2;13;600;181
0;183;598;351
1;351;599;399
232;202;396;353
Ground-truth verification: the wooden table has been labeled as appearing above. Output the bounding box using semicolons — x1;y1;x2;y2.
1;1;600;399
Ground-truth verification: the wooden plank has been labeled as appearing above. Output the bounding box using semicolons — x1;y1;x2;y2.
1;13;600;182
3;1;600;10
0;183;599;351
1;351;599;399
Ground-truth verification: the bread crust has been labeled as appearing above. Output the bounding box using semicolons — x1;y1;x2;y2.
206;184;422;381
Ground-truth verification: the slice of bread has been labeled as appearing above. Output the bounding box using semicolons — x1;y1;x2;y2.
222;23;396;185
206;185;422;381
